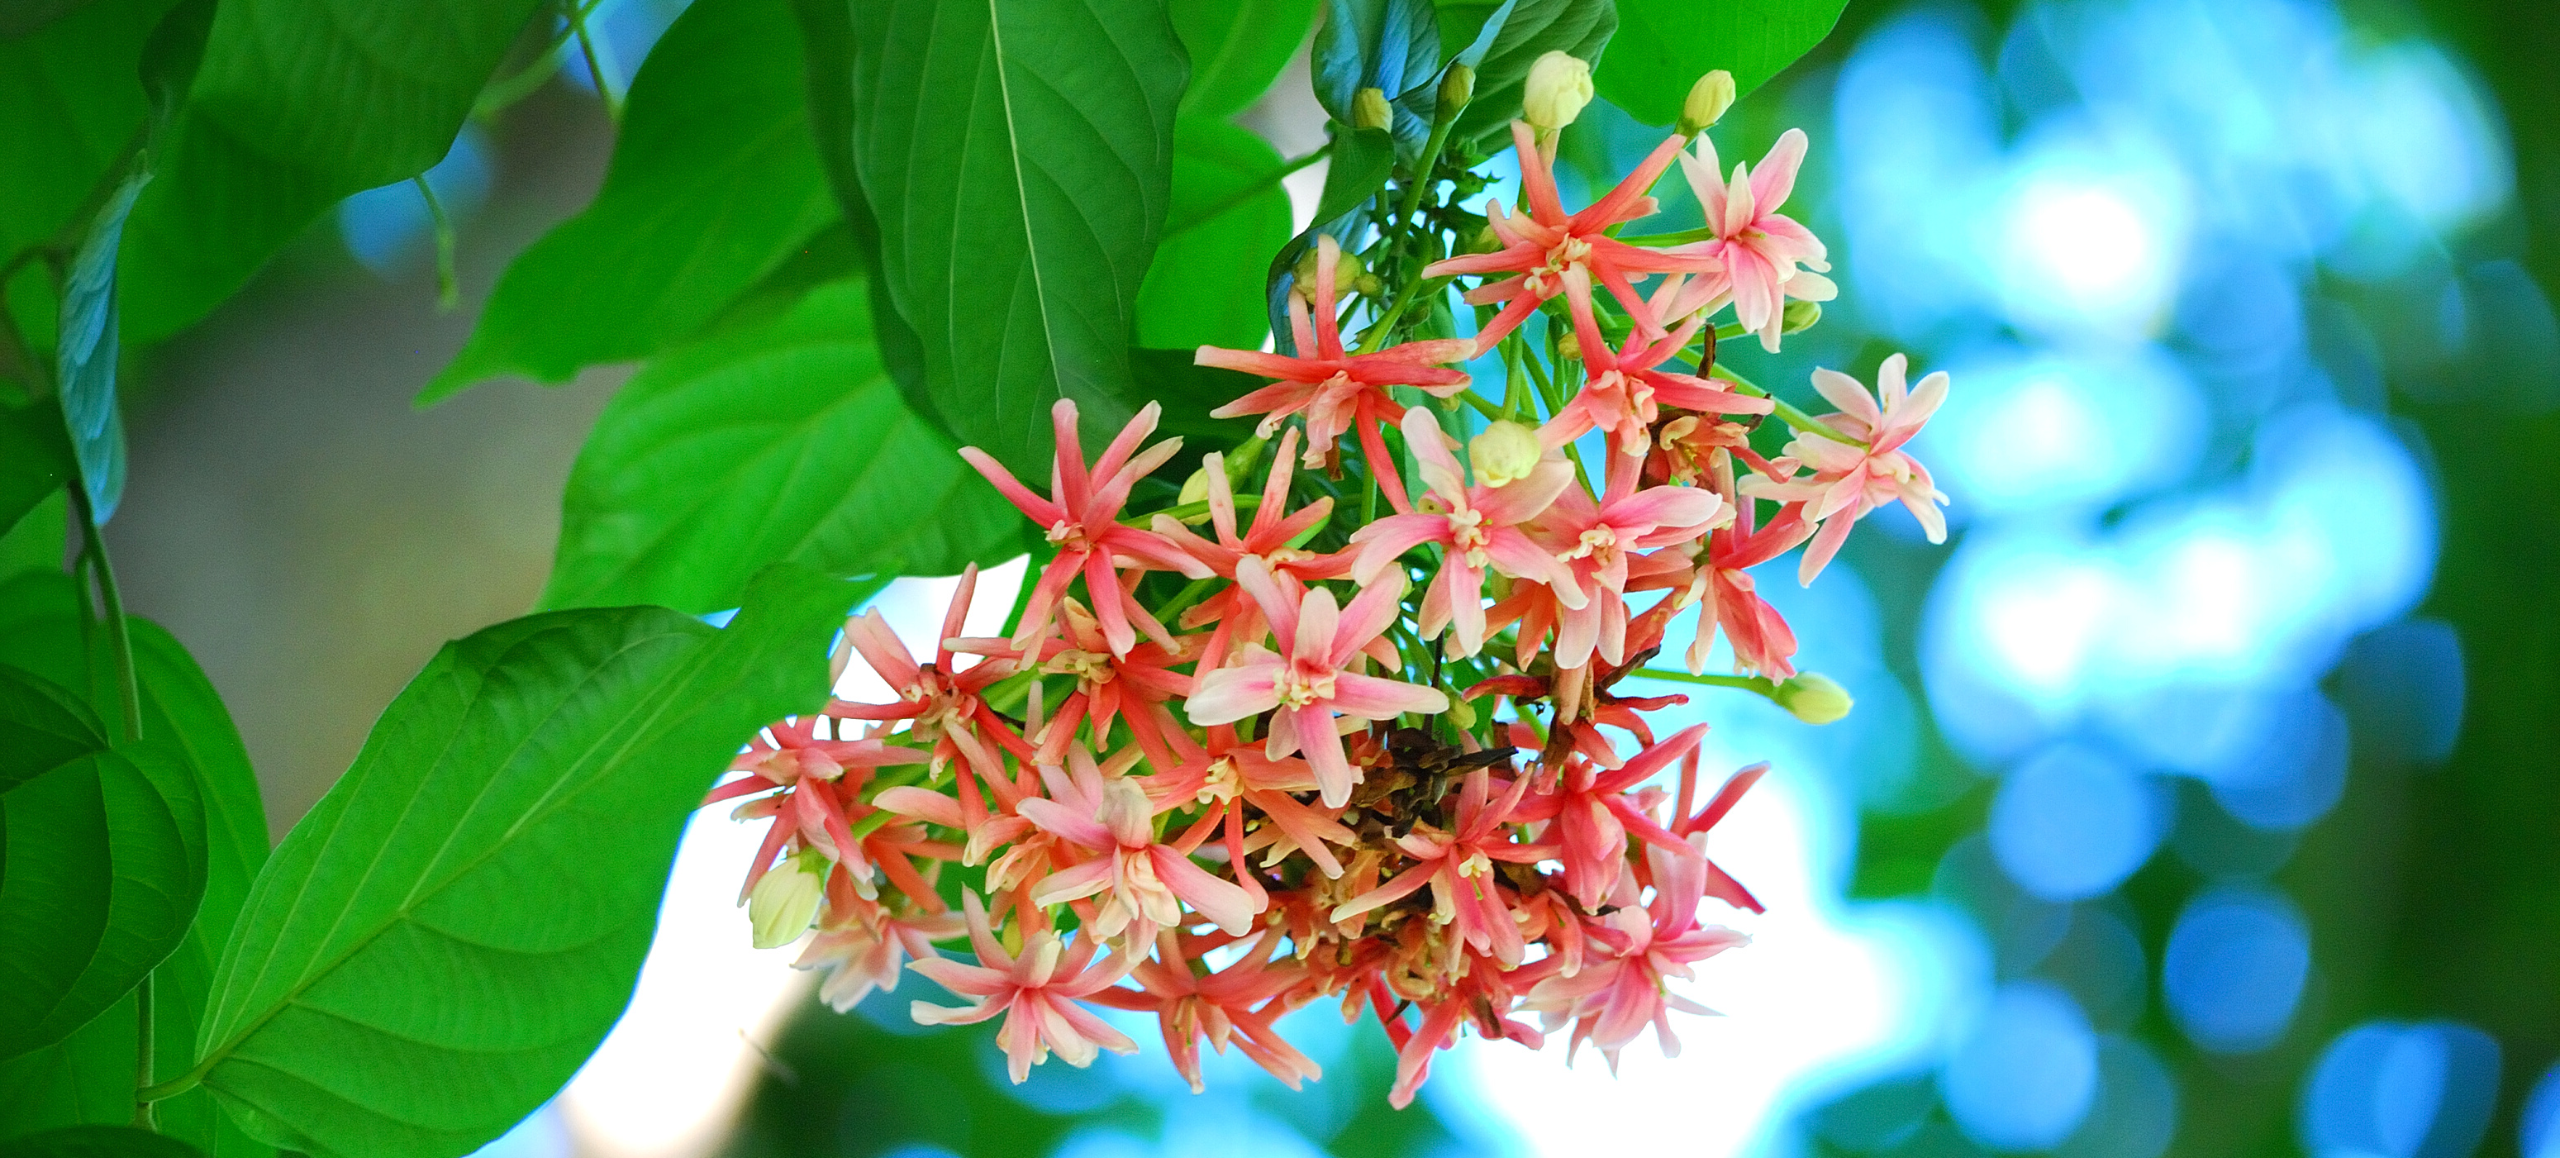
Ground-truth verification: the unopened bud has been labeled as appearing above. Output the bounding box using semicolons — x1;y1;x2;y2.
1468;420;1543;487
1291;245;1368;302
1352;86;1392;132
748;851;827;948
1775;673;1853;725
1447;695;1478;729
1781;299;1823;334
1522;51;1593;135
1555;332;1581;362
1178;466;1212;508
1678;70;1737;136
1437;63;1475;121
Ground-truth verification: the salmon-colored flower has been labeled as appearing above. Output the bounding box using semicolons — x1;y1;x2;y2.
828;564;1034;785
1520;842;1748;1068
1545;269;1772;457
1330;765;1551;967
1425;122;1720;351
1090;930;1321;1094
1186;558;1450;807
910;892;1139;1082
708;717;929;899
1743;354;1949;584
1668;128;1837;352
1151;428;1353;671
796;875;966;1012
1527;454;1726;669
1348;407;1579;658
1018;744;1259;941
1520;723;1712;910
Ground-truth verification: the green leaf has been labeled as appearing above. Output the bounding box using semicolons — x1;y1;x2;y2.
185;566;853;1158
1172;0;1320;118
0;1125;207;1158
1137;118;1295;351
0;397;72;545
1311;0;1440;154
849;0;1187;476
118;0;548;342
543;279;1033;614
1124;348;1262;446
54;170;146;524
0;662;108;797
1312;125;1397;228
423;0;837;402
1435;0;1615;147
1596;0;1848;127
0;743;209;1062
0;0;161;267
0;581;272;1158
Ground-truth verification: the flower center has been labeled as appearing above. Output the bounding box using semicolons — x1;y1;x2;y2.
1046;520;1093;553
1566;525;1620;565
1198;757;1242;805
1446;507;1492;567
1275;658;1338;709
1043;648;1116;687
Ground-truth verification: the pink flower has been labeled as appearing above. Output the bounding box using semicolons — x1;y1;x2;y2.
1348;407;1579;658
1426;123;1720;351
1527;453;1726;670
910;892;1140;1082
828;563;1035;784
1545;268;1772;458
795;878;966;1012
1330;765;1552;967
1151;427;1353;671
1520;724;1711;910
1149;724;1359;885
1090;930;1321;1094
1186;557;1450;808
1743;354;1949;584
1630;492;1814;679
961;399;1214;658
957;597;1194;772
1669;127;1837;352
1017;745;1261;941
707;717;929;900
1198;236;1475;492
1520;841;1748;1068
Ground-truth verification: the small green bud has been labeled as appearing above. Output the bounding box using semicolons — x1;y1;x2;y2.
748;850;827;949
1438;63;1475;121
1468;420;1544;488
1678;70;1737;137
1291;244;1368;302
1522;51;1593;135
1178;465;1212;508
1556;332;1582;362
1352;86;1393;132
1781;299;1823;334
1775;672;1854;725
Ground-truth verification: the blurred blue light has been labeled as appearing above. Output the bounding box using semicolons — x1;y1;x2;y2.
1941;982;2099;1151
2162;886;2311;1054
1988;746;2162;902
2055;1037;2179;1158
2208;691;2350;831
1916;344;2202;520
1993;123;2191;339
337;129;494;274
2301;1020;2503;1158
2521;1061;2560;1158
558;0;693;96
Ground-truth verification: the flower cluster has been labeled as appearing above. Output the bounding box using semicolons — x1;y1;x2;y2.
708;68;1947;1107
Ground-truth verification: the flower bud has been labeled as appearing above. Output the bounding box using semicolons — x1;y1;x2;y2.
1468;420;1543;488
1775;672;1853;725
1291;244;1368;302
1178;466;1212;508
1555;332;1581;362
1522;51;1593;135
1781;298;1823;334
1678;70;1736;136
1352;86;1393;132
748;851;827;949
1437;63;1475;121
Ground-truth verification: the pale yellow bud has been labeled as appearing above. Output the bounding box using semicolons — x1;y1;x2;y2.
1679;70;1737;136
1468;420;1543;488
1776;672;1854;725
1352;86;1393;132
1556;332;1582;362
1437;63;1475;121
1291;245;1368;302
748;851;827;949
1179;465;1212;508
1522;51;1593;135
1782;299;1823;334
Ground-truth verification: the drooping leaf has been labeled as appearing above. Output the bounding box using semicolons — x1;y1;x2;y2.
1137;118;1295;351
424;0;837;402
849;0;1187;476
0;397;72;544
543;280;1033;614
0;1125;206;1158
0;0;163;269
1434;0;1616;147
187;566;853;1158
0;580;272;1158
54;171;145;524
0;662;108;796
789;0;933;419
1596;0;1848;127
118;0;548;341
1124;348;1262;446
1311;125;1397;228
1311;0;1441;155
0;742;209;1062
1173;0;1321;118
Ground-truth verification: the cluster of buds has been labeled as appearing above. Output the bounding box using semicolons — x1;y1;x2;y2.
708;69;1948;1107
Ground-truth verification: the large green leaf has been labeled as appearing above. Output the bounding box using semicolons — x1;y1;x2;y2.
119;0;548;342
0;396;73;542
543;279;1032;614
1136;118;1294;352
1435;0;1615;147
1172;0;1319;118
0;742;209;1062
849;0;1187;476
0;1125;206;1158
423;0;837;401
1596;0;1848;127
184;566;852;1158
0;581;271;1157
0;0;164;261
0;663;108;796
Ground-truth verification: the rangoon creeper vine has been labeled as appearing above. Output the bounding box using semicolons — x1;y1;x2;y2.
707;57;1950;1107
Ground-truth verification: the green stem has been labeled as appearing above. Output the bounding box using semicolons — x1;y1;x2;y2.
133;971;155;1128
1617;224;1718;247
1355;106;1461;354
1709;364;1867;448
1167;145;1330;236
413;176;459;311
1454;388;1502;421
70;486;142;741
1150;576;1220;625
569;1;619;122
1123;494;1259;527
